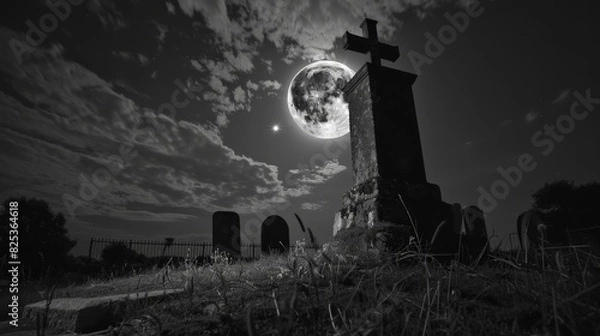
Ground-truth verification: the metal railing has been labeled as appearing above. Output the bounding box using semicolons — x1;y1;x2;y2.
88;237;320;261
508;226;599;251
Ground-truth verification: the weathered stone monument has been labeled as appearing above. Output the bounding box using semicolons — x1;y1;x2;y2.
334;18;444;249
261;215;290;254
333;18;489;258
212;211;241;258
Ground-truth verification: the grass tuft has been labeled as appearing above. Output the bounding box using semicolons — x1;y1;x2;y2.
18;241;600;335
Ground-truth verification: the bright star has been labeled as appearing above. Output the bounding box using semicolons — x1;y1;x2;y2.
272;124;280;133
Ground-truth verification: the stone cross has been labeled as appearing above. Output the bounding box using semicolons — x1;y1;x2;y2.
343;18;400;67
335;18;488;261
334;18;443;250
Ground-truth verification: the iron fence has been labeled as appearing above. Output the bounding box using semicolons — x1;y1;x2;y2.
88;237;320;261
507;226;599;251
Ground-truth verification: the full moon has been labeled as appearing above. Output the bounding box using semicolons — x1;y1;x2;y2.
287;60;355;139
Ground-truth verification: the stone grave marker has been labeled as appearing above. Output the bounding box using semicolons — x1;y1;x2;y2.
462;205;489;263
261;215;290;254
212;211;241;258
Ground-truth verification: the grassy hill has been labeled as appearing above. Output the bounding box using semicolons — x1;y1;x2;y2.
7;242;600;336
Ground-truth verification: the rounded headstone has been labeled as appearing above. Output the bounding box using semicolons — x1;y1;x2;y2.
261;215;289;254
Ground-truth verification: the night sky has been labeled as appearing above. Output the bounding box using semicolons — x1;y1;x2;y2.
1;0;598;255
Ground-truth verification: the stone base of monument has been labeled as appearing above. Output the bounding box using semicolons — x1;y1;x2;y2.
333;178;491;263
334;177;447;252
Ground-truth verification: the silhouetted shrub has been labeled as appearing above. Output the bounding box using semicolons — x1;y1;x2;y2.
532;180;600;247
101;242;146;267
0;197;76;279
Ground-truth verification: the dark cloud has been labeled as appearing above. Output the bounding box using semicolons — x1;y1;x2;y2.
172;0;468;129
175;0;468;63
88;0;129;31
0;29;336;223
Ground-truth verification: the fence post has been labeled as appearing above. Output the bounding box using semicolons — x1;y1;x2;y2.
86;238;94;270
129;240;133;250
88;238;94;261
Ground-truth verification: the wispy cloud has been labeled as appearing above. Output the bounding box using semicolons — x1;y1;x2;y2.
208;76;228;95
112;51;150;66
260;80;282;91
166;2;176;14
552;89;570;104
198;59;238;82
288;160;347;185
155;22;169;51
200;74;282;126
233;86;246;103
88;0;129;31
525;110;540;123
301;202;325;211
263;59;273;73
105;209;198;222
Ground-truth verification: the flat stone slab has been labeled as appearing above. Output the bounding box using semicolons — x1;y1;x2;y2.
3;329;112;336
2;330;38;336
22;288;184;333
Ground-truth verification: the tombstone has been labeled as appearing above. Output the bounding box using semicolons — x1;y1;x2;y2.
516;210;543;263
429;204;489;264
516;209;570;264
212;211;241;258
261;215;290;254
430;203;462;260
462;205;489;263
334;18;443;250
517;210;541;251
